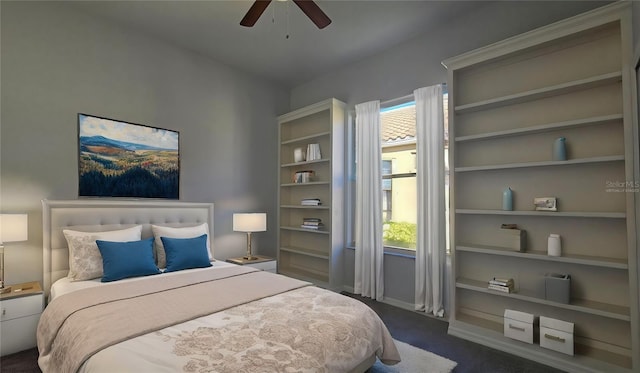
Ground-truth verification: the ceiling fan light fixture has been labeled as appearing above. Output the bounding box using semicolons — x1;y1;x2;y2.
240;0;331;29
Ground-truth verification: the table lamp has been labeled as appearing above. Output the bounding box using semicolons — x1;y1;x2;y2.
0;214;28;293
233;213;266;261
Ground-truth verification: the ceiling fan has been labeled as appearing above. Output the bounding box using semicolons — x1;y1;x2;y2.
240;0;332;29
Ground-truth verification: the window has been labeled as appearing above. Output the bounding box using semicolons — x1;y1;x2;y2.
346;92;449;253
381;102;417;250
381;159;393;222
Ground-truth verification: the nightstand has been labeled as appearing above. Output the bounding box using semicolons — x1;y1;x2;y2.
227;255;277;273
0;281;44;356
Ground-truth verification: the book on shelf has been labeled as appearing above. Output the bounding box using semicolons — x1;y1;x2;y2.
301;217;323;229
301;198;322;206
301;221;322;226
300;223;324;230
489;277;514;287
487;277;514;293
488;284;513;293
307;143;321;161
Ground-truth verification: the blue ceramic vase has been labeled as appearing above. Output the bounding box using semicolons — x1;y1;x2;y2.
502;187;513;211
553;137;567;161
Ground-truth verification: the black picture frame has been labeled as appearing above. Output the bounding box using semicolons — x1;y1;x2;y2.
78;113;180;199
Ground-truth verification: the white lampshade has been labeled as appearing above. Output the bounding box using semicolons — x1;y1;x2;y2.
233;213;267;233
0;214;28;244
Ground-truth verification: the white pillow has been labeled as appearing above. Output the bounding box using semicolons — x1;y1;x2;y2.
63;225;143;281
151;223;212;268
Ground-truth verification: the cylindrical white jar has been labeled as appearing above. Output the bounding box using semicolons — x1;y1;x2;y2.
548;234;561;256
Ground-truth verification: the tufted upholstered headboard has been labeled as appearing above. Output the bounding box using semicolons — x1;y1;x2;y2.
42;199;214;296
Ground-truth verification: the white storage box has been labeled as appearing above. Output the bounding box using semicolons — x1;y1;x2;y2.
504;309;534;344
540;316;574;355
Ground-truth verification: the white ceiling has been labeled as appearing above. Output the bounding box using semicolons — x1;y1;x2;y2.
67;0;491;88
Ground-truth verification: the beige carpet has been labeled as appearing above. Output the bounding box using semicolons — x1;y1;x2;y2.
370;340;457;373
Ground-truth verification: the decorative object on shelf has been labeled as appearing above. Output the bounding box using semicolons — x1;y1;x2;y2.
488;277;514;293
300;198;321;206
499;224;526;252
233;213;267;261
294;147;306;163
534;197;557;211
540;316;574;356
0;214;28;293
301;217;323;230
547;234;561;256
553;137;567;161
306;143;321;161
78;113;180;199
544;273;570;304
504;309;534;344
502;187;513;211
294;170;314;183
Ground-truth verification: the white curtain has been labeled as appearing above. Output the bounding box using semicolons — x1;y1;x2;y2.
414;85;445;317
354;100;384;301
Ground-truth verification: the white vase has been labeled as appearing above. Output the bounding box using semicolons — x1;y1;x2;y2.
294;148;305;162
548;234;561;256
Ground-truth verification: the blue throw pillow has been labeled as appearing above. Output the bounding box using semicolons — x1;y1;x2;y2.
161;234;212;272
96;237;160;282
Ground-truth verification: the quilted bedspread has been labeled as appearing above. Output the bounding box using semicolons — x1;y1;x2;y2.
38;266;400;373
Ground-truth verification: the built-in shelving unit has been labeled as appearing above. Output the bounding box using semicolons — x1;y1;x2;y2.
444;3;637;372
454;71;622;113
456;244;628;269
455;114;623;142
455;209;626;218
277;98;345;290
455;155;624;172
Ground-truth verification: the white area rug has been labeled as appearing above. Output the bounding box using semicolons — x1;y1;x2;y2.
369;340;457;373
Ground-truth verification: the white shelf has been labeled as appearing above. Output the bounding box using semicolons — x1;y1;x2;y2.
278;267;329;287
455;155;623;172
447;4;637;371
280;181;331;187
455;209;626;218
456;278;630;321
281;131;331;145
281;159;330;168
450;316;632;373
455;72;622;114
279;246;330;260
280;205;330;210
277;98;345;291
280;226;330;235
455;114;623;142
456;244;628;269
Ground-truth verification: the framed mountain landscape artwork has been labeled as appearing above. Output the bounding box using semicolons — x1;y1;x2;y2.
78;113;180;199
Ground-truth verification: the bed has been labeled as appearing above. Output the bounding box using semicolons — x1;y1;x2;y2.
38;199;400;373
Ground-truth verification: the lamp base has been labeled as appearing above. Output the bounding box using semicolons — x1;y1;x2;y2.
243;255;259;261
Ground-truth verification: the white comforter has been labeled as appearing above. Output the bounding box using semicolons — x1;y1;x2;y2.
41;264;400;373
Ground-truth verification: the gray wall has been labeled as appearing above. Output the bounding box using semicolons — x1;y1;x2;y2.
289;1;611;305
0;1;289;286
291;1;610;110
635;1;640;62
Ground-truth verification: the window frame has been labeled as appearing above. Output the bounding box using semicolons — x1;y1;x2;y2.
345;89;449;256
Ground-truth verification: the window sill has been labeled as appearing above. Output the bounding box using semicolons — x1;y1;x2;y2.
345;246;416;259
345;246;451;259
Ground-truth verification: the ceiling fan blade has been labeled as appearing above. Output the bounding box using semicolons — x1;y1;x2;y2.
240;0;272;27
292;0;331;29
